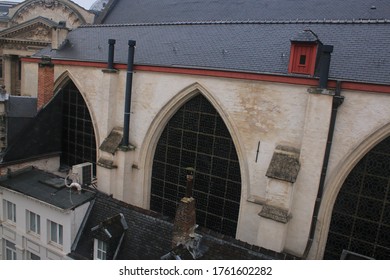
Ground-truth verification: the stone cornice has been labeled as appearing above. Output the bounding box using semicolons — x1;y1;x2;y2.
0;17;56;38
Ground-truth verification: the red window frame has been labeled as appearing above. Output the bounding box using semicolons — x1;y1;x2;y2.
288;43;318;75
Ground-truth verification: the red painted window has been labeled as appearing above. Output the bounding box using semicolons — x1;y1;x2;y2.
288;43;318;75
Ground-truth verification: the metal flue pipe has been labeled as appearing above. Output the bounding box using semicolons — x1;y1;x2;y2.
121;40;136;147
318;45;334;89
107;39;116;70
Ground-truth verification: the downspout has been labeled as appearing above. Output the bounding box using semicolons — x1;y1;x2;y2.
302;46;344;259
121;40;136;147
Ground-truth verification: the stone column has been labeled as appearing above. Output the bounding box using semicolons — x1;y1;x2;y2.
95;68;120;195
2;55;12;94
284;89;334;256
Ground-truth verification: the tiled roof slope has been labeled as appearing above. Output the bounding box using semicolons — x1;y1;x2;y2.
36;22;390;85
70;192;298;260
99;0;390;24
0;167;95;210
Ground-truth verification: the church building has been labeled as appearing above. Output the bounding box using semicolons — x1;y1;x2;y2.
1;0;389;260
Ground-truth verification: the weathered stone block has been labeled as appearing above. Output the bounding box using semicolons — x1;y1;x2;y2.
258;204;291;224
266;145;300;183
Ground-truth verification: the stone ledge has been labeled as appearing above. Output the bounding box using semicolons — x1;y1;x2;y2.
102;68;119;74
258;205;291;224
99;127;123;154
97;157;117;169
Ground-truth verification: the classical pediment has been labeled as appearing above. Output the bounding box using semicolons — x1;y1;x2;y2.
0;17;55;43
8;0;95;29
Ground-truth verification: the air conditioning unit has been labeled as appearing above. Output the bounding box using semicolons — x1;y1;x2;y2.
72;162;93;186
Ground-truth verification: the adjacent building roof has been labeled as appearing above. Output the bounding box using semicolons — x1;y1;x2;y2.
0;1;17;19
70;192;298;260
36;21;390;85
0;167;95;210
0;92;62;164
90;0;109;12
97;0;390;24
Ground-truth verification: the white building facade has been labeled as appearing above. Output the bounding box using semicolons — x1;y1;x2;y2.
0;169;93;260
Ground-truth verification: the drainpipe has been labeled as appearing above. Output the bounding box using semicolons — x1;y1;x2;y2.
121;40;136;147
302;45;343;258
107;39;116;70
303;80;344;259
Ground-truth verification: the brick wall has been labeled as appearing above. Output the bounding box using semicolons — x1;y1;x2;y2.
37;63;54;109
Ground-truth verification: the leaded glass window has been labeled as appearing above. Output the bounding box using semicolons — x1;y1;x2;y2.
324;136;390;259
151;94;241;237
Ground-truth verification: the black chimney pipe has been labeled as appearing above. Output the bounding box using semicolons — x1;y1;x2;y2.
121;40;136;147
319;45;334;89
107;39;116;70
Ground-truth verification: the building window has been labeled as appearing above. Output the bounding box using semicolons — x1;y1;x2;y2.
94;239;107;260
26;210;40;235
27;251;40;260
48;220;63;246
60;81;97;174
288;43;317;75
324;136;390;260
18;59;21;81
151;94;241;237
3;200;16;223
299;54;307;65
4;239;17;260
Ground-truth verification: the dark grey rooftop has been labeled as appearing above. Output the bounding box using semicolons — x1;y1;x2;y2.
0;167;95;210
7;96;37;118
70;192;298;260
0;1;17;19
36;21;390;85
99;0;390;24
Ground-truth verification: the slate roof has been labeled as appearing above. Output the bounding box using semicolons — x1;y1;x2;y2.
6;96;37;118
0;1;17;19
98;0;390;24
69;192;298;260
36;21;390;85
0;167;95;210
1;92;62;163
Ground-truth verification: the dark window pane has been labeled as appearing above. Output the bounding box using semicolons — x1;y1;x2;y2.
325;136;390;260
60;81;96;174
151;94;241;238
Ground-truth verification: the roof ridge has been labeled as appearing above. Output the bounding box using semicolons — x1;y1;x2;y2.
80;18;390;28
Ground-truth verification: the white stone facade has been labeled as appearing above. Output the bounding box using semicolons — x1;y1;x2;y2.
15;61;390;259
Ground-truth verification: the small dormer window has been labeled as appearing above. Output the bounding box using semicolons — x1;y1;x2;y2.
288;30;321;76
299;54;306;65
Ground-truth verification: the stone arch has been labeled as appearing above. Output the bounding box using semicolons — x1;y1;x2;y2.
138;82;248;237
54;70;99;146
313;122;390;259
52;72;98;174
10;0;88;28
